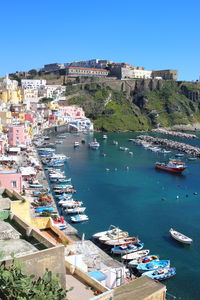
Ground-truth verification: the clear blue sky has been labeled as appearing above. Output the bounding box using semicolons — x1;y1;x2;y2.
1;0;199;81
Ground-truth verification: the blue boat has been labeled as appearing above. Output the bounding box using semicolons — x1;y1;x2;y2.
137;260;170;272
142;267;176;281
71;214;89;223
111;242;144;255
29;184;43;189
35;206;53;213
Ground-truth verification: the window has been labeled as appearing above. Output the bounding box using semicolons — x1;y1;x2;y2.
11;181;17;188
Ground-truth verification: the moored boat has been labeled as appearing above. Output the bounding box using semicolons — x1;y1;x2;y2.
71;214;89;223
105;236;139;246
121;249;150;261
111;242;144;255
137;260;170;273
93;225;122;240
169;228;193;244
128;255;159;268
155;161;187;173
142;267;176;281
88;139;100;150
103;134;108;139
74;141;80;148
99;231;129;242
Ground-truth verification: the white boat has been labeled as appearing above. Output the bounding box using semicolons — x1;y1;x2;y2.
103;134;107;139
61;200;83;208
93;226;122;240
66;207;86;214
74;141;80;147
99;231;129;242
71;214;89;223
121;249;150;261
89;139;100;150
169;228;193;244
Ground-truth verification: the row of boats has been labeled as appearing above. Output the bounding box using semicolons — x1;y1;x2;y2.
93;226;176;281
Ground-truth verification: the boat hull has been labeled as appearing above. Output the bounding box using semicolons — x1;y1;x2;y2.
155;164;186;173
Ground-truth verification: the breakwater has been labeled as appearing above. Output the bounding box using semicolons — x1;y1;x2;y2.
137;135;200;156
151;128;197;139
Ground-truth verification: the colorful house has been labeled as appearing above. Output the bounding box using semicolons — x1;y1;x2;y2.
0;169;22;193
7;125;28;147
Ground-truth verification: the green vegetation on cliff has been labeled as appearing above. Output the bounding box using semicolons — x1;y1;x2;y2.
66;81;200;131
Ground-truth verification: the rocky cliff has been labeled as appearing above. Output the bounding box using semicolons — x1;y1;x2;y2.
66;79;200;131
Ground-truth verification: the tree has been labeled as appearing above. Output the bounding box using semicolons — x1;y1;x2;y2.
39;97;53;104
0;258;70;299
28;69;38;77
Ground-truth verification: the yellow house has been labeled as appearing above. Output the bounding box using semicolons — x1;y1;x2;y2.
47;103;60;110
0;112;12;125
0;89;22;104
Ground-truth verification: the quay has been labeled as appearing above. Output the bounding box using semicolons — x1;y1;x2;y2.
151;128;197;139
137;135;200;156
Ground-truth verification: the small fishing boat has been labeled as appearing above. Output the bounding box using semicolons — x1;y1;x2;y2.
128;255;159;267
99;231;129;242
169;228;193;244
121;249;150;261
65;207;86;214
113;141;118;145
53;223;67;230
88;139;100;150
119;146;129;151
103;134;108;139
55;140;63;144
155;161;187;173
111;242;144;255
175;153;184;157
43;136;50;140
61;200;83;208
29;183;43;189
71;214;89;223
74;141;80;148
93;225;122;240
142;267;176;281
105;236;139;246
137;260;170;273
159;149;171;154
188;157;197;161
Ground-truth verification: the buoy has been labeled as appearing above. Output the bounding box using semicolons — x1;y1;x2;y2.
114;168;117;171
105;168;110;172
125;166;129;170
186;194;189;197
176;195;179;199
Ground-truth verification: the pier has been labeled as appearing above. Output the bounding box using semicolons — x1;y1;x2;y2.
151;128;197;139
137;135;200;157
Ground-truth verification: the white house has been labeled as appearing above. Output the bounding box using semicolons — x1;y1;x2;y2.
21;79;46;89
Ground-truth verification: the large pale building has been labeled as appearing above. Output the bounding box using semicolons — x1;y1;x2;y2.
66;67;109;77
21;79;46;89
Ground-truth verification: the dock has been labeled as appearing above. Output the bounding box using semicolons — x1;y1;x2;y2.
151;128;197;139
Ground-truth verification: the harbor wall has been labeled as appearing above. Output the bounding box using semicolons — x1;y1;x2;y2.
43;124;69;135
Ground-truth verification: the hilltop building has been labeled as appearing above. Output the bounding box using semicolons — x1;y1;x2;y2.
152;69;178;80
66;66;109;77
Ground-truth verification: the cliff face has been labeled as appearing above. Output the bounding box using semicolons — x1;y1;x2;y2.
66;80;200;131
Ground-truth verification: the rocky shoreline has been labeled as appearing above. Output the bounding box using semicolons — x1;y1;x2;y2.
137;135;200;157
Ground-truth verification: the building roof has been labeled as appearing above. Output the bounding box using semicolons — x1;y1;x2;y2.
114;276;166;300
67;66;108;72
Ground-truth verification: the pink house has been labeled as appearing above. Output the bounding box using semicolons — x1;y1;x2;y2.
59;105;85;119
0;140;5;154
0;169;22;193
7;125;28;147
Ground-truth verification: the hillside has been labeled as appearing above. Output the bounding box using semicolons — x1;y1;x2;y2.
66;81;200;131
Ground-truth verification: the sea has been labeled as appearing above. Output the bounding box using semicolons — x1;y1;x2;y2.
47;131;200;300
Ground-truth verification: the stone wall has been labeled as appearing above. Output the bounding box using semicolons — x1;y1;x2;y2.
1;245;66;289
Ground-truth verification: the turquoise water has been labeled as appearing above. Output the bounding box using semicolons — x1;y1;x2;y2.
49;132;200;300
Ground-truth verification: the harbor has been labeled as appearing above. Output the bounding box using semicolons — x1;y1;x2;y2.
35;131;200;300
